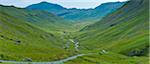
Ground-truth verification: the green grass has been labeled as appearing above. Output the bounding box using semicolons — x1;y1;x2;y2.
65;0;149;64
0;0;149;63
75;0;149;53
65;52;149;64
0;5;77;61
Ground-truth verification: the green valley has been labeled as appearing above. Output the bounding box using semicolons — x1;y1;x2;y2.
65;0;149;64
0;5;76;62
0;0;149;64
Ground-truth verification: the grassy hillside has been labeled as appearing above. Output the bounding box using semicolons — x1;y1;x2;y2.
66;0;149;63
0;5;73;32
0;0;149;63
65;52;149;64
0;5;76;61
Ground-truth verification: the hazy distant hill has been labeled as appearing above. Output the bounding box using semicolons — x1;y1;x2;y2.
26;2;126;21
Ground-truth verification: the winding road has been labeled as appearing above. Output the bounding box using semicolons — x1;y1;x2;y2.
0;54;85;64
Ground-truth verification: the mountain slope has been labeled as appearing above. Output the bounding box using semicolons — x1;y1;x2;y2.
0;5;73;32
26;2;126;21
26;2;67;15
80;0;149;55
62;2;126;21
0;5;74;61
66;0;149;63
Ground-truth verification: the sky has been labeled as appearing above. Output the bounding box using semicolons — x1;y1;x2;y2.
0;0;128;9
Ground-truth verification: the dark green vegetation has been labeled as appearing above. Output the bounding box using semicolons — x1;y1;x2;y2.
26;2;125;21
65;0;149;64
0;0;149;64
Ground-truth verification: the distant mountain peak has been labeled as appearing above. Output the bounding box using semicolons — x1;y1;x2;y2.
38;1;60;6
95;2;126;9
26;1;126;21
40;1;49;3
26;1;65;9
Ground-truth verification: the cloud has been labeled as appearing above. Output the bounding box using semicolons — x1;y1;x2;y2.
0;0;128;9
